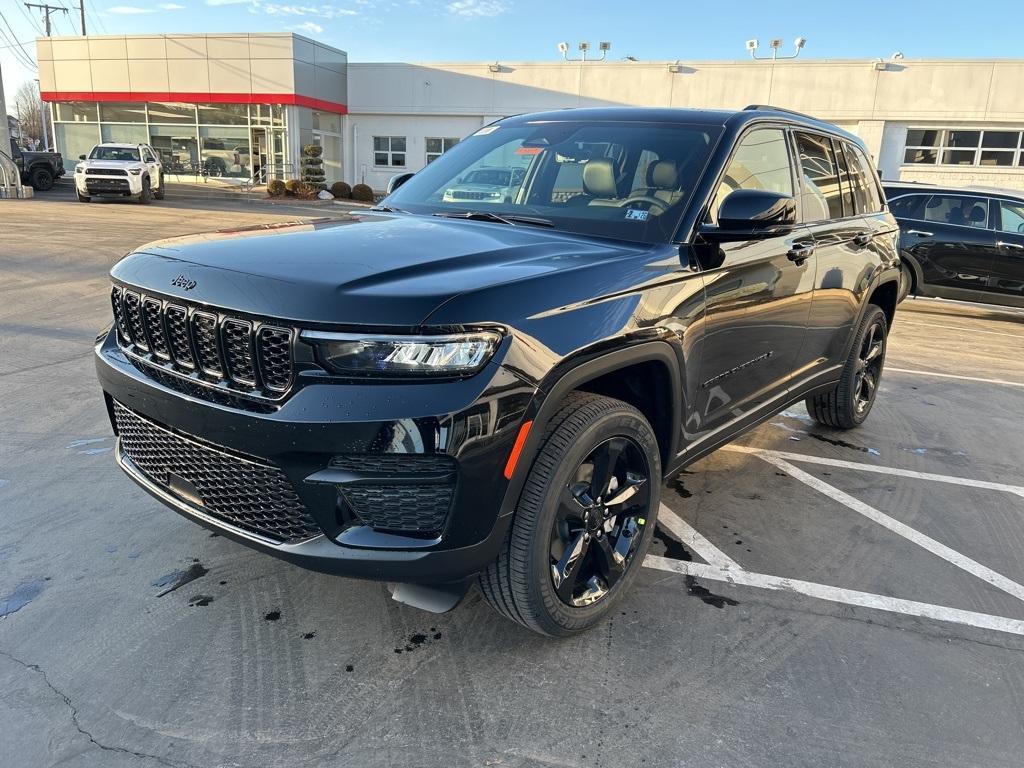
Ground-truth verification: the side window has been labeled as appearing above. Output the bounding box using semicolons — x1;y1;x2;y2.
795;132;843;222
997;200;1024;234
845;144;883;213
834;141;855;216
888;194;927;220
922;195;989;229
709;128;793;224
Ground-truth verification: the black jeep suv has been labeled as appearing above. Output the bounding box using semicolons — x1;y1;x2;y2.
96;106;900;635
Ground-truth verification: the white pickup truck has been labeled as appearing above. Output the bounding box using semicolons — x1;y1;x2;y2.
75;143;165;204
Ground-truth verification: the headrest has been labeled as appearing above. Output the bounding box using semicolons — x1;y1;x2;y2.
648;160;679;189
968;205;986;222
582;158;618;197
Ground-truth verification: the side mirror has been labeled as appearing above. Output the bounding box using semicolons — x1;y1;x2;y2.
79;154;87;160
702;189;796;241
386;172;415;195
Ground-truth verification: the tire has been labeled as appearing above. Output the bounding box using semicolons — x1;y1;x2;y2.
897;261;913;303
153;173;165;200
76;189;90;203
29;166;54;191
806;305;888;430
479;392;662;636
138;176;151;204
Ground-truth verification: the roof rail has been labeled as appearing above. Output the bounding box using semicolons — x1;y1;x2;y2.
743;104;819;120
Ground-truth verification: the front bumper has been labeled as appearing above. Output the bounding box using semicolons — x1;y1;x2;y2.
95;328;536;584
77;173;141;196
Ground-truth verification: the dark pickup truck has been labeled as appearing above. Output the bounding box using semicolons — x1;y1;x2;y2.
9;138;64;191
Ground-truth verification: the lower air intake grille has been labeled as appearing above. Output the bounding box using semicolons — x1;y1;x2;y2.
113;401;321;544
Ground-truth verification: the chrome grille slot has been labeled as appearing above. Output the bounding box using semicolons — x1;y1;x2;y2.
257;326;293;392
222;319;256;385
122;291;148;351
108;284;297;405
191;312;222;377
165;305;194;369
143;297;170;360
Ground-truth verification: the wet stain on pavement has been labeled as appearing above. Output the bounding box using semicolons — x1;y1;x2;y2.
809;433;880;455
153;563;209;597
672;477;692;498
189;594;213;607
0;579;47;619
652;525;693;561
302;631;316;640
345;664;354;672
685;576;738;609
265;609;281;622
393;630;442;654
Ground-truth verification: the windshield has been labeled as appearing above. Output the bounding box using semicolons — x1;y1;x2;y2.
385;119;722;244
90;146;141;162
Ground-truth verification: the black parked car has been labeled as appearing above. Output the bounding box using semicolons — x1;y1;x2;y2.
883;182;1024;308
8;137;64;191
97;106;900;635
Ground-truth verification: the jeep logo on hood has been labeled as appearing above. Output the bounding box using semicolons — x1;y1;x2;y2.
171;275;197;291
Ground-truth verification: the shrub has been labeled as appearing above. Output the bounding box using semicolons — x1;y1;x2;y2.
301;144;326;190
284;179;300;196
293;181;318;200
351;183;374;203
267;179;286;197
330;181;352;199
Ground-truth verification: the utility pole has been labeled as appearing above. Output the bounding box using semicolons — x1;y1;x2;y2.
79;0;86;35
24;2;69;37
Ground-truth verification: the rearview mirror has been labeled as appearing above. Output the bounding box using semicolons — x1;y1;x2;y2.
701;189;796;241
386;172;415;195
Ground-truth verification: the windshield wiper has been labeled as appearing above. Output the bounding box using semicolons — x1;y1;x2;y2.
369;204;405;213
432;211;555;228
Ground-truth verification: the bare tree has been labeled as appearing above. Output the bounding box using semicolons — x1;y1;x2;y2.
13;81;46;148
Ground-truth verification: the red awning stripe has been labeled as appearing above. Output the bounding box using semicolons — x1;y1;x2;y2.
39;90;347;115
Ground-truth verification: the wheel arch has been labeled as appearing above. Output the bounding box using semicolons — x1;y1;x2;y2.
868;277;899;329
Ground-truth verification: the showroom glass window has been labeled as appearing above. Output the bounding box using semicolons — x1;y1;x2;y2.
374;136;406;167
795;132;843;221
708;128;793;224
426;137;459;164
903;128;1024;167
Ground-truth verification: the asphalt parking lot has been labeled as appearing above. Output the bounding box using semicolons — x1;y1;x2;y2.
2;190;1024;768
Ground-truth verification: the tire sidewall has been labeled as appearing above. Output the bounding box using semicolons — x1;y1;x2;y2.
521;408;662;634
139;176;151;203
31;167;53;191
844;306;888;426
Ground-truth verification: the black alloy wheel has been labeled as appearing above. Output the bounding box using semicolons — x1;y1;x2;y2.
30;166;54;191
853;319;885;417
549;437;651;607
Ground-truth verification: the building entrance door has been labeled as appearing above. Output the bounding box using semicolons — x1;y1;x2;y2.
251;128;268;183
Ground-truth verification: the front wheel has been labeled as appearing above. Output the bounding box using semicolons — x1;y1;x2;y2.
137;176;151;204
479;392;661;636
76;189;90;203
806;305;888;429
153;173;165;200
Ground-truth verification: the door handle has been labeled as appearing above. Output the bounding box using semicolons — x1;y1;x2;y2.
907;229;933;237
997;241;1024;250
787;242;815;265
853;231;872;247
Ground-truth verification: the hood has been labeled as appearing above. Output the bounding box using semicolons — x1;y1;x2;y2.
110;213;652;327
82;159;143;169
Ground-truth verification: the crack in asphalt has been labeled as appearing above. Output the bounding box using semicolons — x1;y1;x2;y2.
0;649;201;768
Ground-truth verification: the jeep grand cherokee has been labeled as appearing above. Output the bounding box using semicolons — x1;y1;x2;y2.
96;106;900;636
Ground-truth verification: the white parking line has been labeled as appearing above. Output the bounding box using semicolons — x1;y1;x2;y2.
896;319;1024;340
656;504;739;570
761;455;1024;604
885;367;1024;389
643;556;1024;637
722;444;1024;499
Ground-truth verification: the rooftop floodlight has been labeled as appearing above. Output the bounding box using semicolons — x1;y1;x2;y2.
794;36;806;50
749;36;806;60
746;38;759;53
579;41;590;50
557;41;570;59
599;41;611;51
488;62;501;72
891;51;905;60
769;38;783;49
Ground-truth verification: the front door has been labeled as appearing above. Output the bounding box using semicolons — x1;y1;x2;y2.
251;128;267;183
903;192;999;301
987;197;1024;307
691;127;815;437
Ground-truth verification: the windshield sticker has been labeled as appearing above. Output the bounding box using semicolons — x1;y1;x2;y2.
625;209;650;222
473;125;500;136
515;146;543;155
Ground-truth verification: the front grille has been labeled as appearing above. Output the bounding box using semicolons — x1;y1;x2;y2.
110;285;295;403
113;401;321;544
333;454;456;536
86;179;131;193
86;168;128;176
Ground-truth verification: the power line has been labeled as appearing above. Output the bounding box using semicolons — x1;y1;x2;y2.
0;11;37;69
15;0;43;35
24;3;69;37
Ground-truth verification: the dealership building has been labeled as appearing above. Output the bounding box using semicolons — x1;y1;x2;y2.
37;33;1024;191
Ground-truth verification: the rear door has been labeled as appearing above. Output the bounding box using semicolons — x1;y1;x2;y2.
693;126;815;435
895;192;997;301
790;132;879;386
987;197;1024;307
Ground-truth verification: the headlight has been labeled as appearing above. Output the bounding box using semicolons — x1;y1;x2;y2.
129;168;142;175
304;331;501;376
75;165;84;174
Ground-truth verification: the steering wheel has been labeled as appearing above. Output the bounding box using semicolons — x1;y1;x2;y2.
616;195;669;214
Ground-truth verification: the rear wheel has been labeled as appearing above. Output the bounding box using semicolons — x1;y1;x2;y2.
897;261;913;302
479;392;661;636
806;305;888;429
29;166;54;191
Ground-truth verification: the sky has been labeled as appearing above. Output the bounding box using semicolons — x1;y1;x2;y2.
3;0;1023;109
